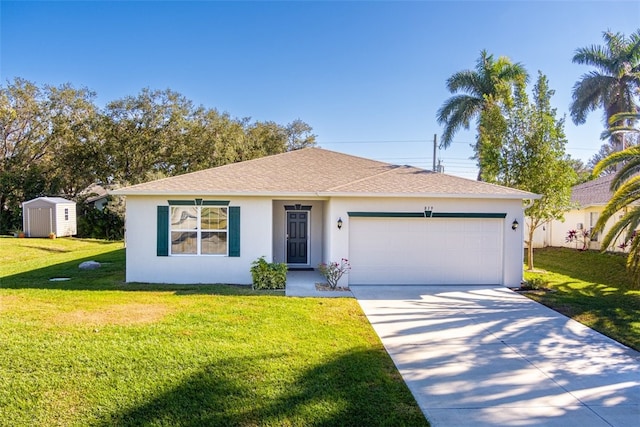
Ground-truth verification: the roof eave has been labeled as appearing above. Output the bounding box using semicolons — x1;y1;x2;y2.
572;202;607;209
109;190;327;198
320;191;541;199
110;189;540;200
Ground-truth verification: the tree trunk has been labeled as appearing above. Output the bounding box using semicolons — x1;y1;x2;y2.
527;226;536;271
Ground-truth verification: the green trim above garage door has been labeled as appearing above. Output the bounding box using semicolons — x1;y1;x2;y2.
347;212;507;219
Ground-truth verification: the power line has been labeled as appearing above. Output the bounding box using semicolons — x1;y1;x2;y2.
318;139;428;144
318;139;600;151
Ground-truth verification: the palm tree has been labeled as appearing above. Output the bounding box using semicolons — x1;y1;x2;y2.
593;112;640;285
570;30;640;152
436;50;528;149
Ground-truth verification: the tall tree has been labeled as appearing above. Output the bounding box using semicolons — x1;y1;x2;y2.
522;74;577;270
0;78;318;234
570;29;640;154
102;88;196;185
567;156;592;185
479;72;576;270
588;143;619;175
436;50;528;179
46;83;105;197
0;78;100;232
286;119;316;151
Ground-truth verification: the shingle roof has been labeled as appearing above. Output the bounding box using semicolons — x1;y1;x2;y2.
80;184;109;203
571;174;615;207
112;148;537;199
22;196;75;206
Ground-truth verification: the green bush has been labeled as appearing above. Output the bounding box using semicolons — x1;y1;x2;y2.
76;199;124;240
250;257;287;290
521;276;548;290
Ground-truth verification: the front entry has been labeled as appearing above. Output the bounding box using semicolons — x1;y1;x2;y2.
287;211;308;264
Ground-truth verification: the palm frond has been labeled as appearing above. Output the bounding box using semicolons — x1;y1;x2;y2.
602;30;626;56
571;29;640;127
437;95;483;148
625;232;640;286
593;145;640;177
598;206;640;249
497;61;529;84
612;156;640;189
570;72;615;124
573;45;613;73
600;176;640;221
446;70;483;96
608;112;640;126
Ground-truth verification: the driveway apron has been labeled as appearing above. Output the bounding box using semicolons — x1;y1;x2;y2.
351;285;640;427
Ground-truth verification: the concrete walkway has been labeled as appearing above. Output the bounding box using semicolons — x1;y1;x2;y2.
351;285;640;427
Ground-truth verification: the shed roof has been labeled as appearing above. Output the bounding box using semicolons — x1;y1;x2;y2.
22;196;75;206
112;148;538;199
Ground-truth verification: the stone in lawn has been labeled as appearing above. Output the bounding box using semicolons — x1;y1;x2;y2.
79;261;101;270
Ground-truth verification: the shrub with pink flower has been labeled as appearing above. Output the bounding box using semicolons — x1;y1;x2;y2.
566;229;590;251
318;258;351;289
618;230;637;252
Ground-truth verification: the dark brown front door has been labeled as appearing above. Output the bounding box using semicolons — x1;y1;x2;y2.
287;211;308;264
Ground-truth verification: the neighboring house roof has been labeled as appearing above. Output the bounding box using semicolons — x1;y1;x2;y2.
23;196;75;205
112;148;538;199
80;184;109;204
571;174;615;207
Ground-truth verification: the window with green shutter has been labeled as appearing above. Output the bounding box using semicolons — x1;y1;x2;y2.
157;203;240;257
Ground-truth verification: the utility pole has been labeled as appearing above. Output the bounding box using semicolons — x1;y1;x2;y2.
432;134;437;172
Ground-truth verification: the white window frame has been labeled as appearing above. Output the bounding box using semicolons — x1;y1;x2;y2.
169;206;228;256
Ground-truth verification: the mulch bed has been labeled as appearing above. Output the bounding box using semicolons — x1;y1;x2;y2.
315;283;350;292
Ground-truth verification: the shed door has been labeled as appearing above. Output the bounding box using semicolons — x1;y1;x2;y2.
349;218;503;285
27;207;53;237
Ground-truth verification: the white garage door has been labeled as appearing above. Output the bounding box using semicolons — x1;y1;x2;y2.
349;217;504;285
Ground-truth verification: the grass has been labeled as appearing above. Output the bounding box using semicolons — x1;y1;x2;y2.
524;247;640;351
0;237;428;427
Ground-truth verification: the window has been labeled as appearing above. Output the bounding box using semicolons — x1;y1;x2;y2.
64;208;69;221
157;203;239;257
170;206;228;255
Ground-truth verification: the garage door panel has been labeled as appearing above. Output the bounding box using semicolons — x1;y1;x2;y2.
349;218;503;285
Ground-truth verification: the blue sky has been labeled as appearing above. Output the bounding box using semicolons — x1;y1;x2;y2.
2;1;639;179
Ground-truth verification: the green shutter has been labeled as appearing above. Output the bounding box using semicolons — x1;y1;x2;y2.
157;206;169;256
228;206;240;257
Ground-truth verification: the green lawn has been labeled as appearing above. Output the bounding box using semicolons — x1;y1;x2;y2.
525;247;640;351
0;237;428;427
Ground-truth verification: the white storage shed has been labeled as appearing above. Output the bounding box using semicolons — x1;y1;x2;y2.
22;197;77;237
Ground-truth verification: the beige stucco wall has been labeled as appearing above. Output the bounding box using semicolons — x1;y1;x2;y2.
124;194;526;287
124;196;273;284
527;206;628;252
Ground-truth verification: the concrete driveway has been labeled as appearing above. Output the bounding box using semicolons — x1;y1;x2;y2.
350;285;640;427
